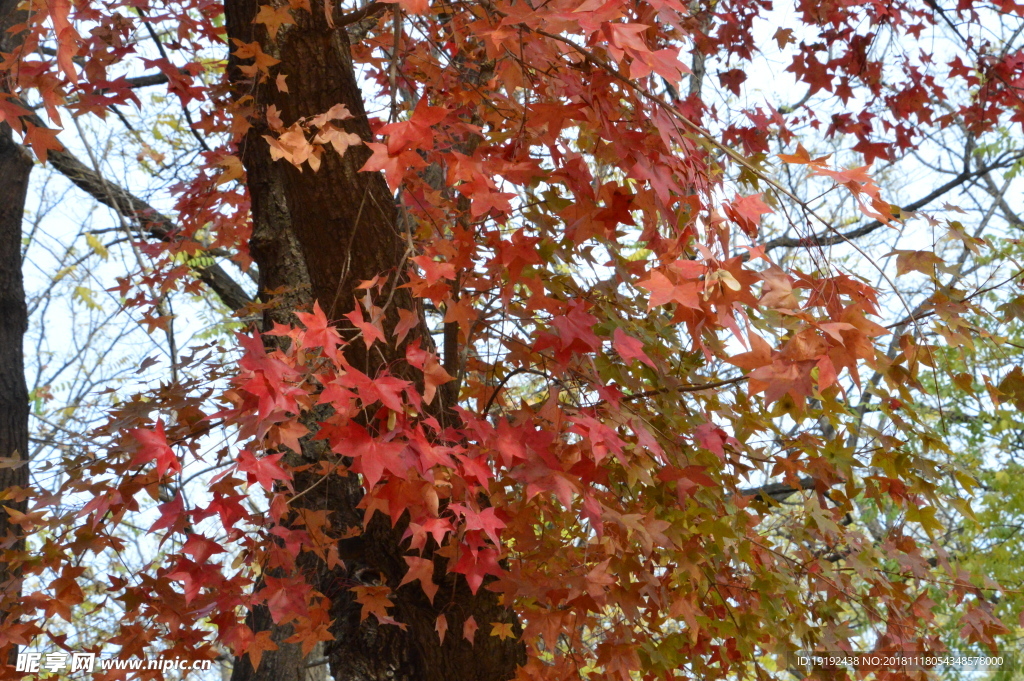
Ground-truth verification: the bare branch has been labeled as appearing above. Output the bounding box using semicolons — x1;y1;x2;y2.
335;0;387;27
763;156;1022;252
739;476;818;501
18;109;252;311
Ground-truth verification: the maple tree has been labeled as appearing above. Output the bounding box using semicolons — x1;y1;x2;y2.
3;0;1024;676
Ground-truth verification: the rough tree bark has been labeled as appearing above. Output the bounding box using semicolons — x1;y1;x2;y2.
0;124;31;669
222;2;524;680
0;0;32;668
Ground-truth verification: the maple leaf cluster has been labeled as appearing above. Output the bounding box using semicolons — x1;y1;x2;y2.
1;0;1021;673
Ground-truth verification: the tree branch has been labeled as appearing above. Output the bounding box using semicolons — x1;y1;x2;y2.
335;0;386;27
763;156;1020;253
739;476;818;501
18;110;252;311
120;72;170;89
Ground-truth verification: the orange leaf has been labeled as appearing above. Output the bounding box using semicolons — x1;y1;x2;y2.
254;4;294;40
48;0;80;84
490;622;515;641
463;615;478;644
399;556;439;604
379;0;430;13
725;332;773;371
247;631;278;670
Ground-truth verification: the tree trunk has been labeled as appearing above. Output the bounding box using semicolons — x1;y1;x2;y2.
0;0;33;667
0;124;31;666
222;3;524;680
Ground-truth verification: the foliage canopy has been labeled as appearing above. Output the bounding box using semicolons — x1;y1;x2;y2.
3;0;1024;677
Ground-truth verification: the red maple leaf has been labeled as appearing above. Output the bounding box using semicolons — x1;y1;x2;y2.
394;308;420;346
377;99;448;154
165;557;211;603
260;575;312;624
359;142;407;192
602;22;650;61
404;517;454;551
220;623;254;658
550;302;602;356
236;449;291;491
725;193;773;239
352;585;404;627
405;341;453;405
748;360;815;406
269;419;310;455
452;546;502;594
330;423;409;489
181;533;226;564
246;631;279;670
294;301;342;360
149;493;189;535
344;302;386;349
718;68;747;96
451;504;506;546
612;327;656;368
411;255;456;285
205;493;250;532
129;420;180;478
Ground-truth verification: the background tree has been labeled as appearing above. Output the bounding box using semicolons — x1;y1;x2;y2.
0;0;32;660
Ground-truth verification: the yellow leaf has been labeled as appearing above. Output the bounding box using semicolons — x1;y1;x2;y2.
86;233;109;260
73;286;103;311
216;154;245;186
53;265;76;282
490;622;515;641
